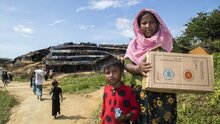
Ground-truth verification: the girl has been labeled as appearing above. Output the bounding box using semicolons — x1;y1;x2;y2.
50;79;63;119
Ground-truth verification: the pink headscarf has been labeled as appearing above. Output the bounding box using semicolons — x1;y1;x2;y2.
124;8;173;65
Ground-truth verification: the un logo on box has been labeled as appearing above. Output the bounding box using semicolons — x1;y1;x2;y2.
163;68;174;80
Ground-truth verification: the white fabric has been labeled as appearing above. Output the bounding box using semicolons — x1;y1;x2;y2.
35;69;43;85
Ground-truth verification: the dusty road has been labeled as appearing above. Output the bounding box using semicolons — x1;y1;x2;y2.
0;81;103;124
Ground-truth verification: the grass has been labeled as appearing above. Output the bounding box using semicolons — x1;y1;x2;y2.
91;102;102;124
177;87;220;123
0;90;17;124
13;73;29;82
57;72;106;94
57;72;132;94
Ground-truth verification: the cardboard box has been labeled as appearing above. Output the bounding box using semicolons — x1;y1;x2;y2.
142;51;214;93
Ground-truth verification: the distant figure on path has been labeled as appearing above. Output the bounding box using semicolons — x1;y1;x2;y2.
44;69;49;81
49;69;54;79
3;71;9;86
1;71;4;83
30;69;36;95
8;71;13;83
50;79;63;119
35;67;44;101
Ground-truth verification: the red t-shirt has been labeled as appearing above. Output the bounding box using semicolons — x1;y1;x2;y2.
100;83;139;124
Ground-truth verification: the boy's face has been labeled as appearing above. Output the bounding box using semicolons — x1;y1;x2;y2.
104;66;122;85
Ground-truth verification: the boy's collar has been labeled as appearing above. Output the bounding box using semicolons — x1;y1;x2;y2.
110;81;124;92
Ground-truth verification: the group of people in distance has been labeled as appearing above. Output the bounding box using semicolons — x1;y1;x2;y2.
100;8;179;124
29;66;63;119
1;71;13;86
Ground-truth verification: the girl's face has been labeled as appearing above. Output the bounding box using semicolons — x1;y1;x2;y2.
140;12;159;38
104;66;122;86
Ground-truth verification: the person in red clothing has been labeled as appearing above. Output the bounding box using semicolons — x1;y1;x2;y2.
100;59;139;124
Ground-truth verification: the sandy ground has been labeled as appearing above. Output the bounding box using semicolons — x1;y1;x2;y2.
0;80;103;124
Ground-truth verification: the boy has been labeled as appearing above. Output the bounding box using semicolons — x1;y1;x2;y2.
50;79;63;119
100;59;139;124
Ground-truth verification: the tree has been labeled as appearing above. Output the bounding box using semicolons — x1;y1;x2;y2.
185;12;209;42
207;6;220;41
176;6;220;51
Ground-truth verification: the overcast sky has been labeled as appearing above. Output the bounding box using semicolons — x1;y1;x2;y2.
0;0;219;59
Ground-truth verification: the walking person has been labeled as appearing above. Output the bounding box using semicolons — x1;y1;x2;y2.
8;71;13;83
3;71;9;86
44;69;49;81
49;69;54;79
35;67;44;101
30;69;36;95
50;79;63;119
1;71;4;84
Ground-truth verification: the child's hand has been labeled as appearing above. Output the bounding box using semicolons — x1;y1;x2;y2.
116;114;131;122
116;115;126;122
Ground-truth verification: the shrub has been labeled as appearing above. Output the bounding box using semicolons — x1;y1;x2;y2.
0;90;17;124
13;73;29;82
58;73;106;94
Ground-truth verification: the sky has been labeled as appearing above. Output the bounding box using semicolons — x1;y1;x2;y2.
0;0;219;59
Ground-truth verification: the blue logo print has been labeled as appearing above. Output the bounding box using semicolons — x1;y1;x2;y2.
163;68;174;80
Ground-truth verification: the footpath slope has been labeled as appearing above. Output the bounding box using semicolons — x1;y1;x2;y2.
0;81;103;124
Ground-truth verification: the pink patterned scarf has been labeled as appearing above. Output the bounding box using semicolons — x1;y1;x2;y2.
124;8;173;65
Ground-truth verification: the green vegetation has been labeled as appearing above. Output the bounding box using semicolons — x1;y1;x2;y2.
13;73;29;82
57;72;131;94
175;6;220;52
57;72;106;94
0;90;17;124
177;53;220;123
91;102;102;124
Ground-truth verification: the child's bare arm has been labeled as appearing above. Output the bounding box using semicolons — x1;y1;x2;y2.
60;91;63;102
49;87;53;95
116;112;133;122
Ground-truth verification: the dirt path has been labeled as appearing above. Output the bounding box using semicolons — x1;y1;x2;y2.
1;81;103;124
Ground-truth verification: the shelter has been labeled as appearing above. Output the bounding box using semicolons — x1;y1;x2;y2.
45;42;127;73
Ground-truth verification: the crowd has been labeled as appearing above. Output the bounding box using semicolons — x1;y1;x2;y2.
29;66;62;119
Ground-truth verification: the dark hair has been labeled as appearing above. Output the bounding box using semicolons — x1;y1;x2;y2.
103;59;124;72
137;11;159;27
52;79;58;86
